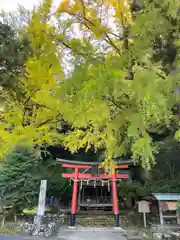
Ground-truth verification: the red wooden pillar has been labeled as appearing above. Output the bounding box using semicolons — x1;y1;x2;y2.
112;168;120;227
70;167;78;227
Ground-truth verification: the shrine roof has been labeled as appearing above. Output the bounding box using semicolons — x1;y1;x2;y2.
153;193;180;201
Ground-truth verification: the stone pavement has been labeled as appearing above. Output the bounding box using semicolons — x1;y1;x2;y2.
57;226;128;240
0;226;136;240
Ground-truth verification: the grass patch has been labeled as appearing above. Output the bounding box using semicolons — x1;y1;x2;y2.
0;222;22;236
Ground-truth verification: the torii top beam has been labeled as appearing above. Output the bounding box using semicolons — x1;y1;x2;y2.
56;158;133;166
57;158;132;180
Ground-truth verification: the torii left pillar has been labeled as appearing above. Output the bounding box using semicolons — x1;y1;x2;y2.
112;168;120;227
70;167;78;227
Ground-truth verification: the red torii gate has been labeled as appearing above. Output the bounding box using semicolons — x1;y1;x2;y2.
57;158;131;227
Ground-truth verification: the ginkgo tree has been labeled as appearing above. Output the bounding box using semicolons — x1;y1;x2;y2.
0;0;179;170
57;0;180;168
0;0;64;157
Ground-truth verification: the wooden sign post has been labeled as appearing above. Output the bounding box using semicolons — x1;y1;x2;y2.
137;200;151;228
143;211;147;228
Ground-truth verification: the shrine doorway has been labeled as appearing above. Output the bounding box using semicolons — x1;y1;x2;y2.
79;185;112;211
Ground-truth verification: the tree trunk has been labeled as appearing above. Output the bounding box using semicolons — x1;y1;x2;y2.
142;168;152;180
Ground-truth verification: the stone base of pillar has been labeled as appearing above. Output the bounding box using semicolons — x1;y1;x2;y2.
70;214;76;227
114;214;120;227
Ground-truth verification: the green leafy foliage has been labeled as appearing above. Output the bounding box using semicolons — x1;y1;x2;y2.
118;181;147;199
0;147;41;211
143;136;180;193
0;0;179;170
0;146;69;212
0;21;30;93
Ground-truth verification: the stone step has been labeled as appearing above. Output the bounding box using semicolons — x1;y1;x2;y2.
127;236;142;240
71;215;116;226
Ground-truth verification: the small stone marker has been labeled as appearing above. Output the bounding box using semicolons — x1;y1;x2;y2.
37;179;47;216
33;180;47;235
137;200;151;227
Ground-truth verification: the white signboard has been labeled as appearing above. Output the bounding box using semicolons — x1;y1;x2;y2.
137;201;151;227
37;180;47;216
138;200;150;213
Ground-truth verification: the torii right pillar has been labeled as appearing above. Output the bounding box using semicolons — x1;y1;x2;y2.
112;168;120;227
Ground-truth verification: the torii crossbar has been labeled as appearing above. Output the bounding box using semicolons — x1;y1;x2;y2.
57;158;131;227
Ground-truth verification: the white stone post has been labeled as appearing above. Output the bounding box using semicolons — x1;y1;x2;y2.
33;180;47;235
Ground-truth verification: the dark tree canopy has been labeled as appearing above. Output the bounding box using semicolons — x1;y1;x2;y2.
0;22;30;93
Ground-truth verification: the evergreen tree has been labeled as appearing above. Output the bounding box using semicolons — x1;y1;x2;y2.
0;147;69;212
0;21;30;93
0;147;40;211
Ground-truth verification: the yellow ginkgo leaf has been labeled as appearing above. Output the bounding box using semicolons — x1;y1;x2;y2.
105;0;116;7
128;38;134;44
57;0;71;12
105;0;132;26
57;0;84;14
70;0;84;14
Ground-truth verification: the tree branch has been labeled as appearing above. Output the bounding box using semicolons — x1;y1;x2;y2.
22;88;40;127
68;12;121;55
103;95;128;110
36;113;62;128
104;33;121;55
137;62;166;79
